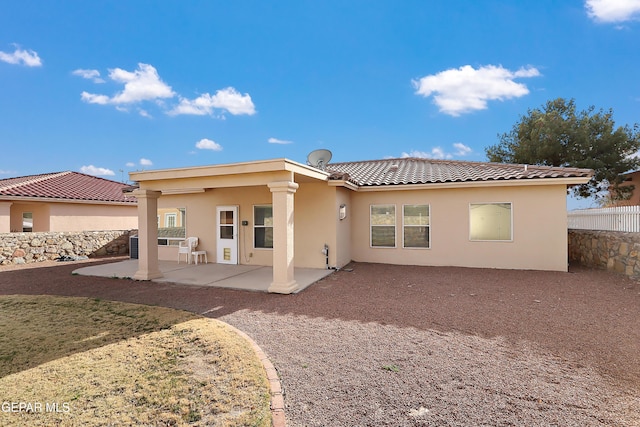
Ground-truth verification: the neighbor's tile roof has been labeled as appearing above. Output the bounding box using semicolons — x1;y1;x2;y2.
326;158;593;186
0;171;136;203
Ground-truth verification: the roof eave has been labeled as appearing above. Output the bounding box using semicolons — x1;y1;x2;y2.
0;195;137;205
355;176;592;192
327;180;359;191
130;158;329;182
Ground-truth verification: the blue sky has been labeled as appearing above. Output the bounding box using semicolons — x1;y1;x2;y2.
1;1;639;208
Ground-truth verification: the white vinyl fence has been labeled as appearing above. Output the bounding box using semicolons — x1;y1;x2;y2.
568;206;640;232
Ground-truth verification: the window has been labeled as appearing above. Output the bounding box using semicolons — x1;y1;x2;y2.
370;204;396;247
22;212;33;232
219;210;234;239
157;208;186;246
254;205;273;249
469;203;512;241
165;213;176;228
403;205;430;248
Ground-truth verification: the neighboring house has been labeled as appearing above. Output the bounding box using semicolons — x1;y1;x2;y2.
608;170;640;206
0;171;138;233
129;157;592;293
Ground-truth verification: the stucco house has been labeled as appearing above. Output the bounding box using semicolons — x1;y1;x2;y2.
608;170;640;206
129;157;592;294
0;171;138;233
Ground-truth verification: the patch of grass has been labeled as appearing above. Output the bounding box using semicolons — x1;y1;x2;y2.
382;364;400;372
0;295;271;426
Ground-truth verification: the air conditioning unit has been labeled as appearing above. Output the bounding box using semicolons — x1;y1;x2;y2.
130;235;139;259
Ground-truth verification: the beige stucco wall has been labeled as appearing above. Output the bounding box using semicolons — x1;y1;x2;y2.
617;171;640;206
7;201;137;232
137;163;570;272
295;182;336;268
157;186;274;265
334;187;352;268
155;183;342;269
10;203;50;232
48;203;138;232
350;184;569;272
0;202;13;233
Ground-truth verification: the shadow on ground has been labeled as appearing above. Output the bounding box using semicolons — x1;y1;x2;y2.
0;294;199;378
1;258;639;387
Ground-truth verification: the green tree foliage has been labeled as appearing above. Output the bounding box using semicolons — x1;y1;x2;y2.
486;98;640;200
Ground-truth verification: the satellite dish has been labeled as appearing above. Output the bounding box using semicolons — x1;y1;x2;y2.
307;149;332;170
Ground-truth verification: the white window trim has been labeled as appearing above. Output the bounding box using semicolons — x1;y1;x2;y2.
469;202;513;242
370;204;396;248
165;213;177;228
157;208;186;246
253;204;273;250
402;204;431;249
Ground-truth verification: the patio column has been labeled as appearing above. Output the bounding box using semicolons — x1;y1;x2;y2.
267;181;300;294
0;202;12;233
131;189;163;280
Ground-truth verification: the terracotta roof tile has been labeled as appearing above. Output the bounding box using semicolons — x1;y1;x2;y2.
326;158;593;186
0;171;136;203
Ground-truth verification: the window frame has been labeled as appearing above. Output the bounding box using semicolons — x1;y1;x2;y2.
370;204;396;248
165;213;177;228
253;204;273;250
402;204;430;249
469;202;513;242
157;208;186;246
22;212;33;233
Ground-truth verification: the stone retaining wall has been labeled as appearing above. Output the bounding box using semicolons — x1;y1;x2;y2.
0;230;136;265
568;229;640;279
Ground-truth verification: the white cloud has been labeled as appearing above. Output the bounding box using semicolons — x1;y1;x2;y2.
169;87;256;116
413;65;541;116
78;63;256;120
81;92;110;104
138;109;152;118
0;169;16;175
453;142;472;156
125;162;136;167
81;63;174;106
585;0;640;22
401;143;473;160
402;148;452;160
139;158;153;166
195;138;223;151
268;137;293;144
0;46;42;67
80;165;115;176
72;68;105;83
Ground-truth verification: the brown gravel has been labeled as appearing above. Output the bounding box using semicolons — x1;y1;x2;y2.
1;258;639;426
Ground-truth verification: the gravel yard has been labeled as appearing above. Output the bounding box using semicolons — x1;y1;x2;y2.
1;259;639;426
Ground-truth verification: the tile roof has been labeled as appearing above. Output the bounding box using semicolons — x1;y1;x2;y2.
0;171;136;203
326;158;593;187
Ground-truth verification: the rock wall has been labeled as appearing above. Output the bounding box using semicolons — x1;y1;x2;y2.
0;230;136;265
568;229;640;279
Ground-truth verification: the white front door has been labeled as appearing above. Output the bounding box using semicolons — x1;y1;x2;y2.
216;206;238;264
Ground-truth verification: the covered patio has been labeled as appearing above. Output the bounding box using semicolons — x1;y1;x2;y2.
127;158;349;294
73;259;333;292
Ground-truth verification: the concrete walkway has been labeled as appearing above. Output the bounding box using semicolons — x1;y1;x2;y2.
73;259;333;293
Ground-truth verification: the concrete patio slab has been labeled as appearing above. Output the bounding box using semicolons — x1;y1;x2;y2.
73;259;333;293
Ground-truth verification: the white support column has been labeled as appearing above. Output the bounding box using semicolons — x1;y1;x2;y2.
132;189;163;280
0;202;12;233
267;181;299;294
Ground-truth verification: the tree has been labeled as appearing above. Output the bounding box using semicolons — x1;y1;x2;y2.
486;98;640;200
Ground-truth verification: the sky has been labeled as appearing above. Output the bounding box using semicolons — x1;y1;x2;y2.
1;0;639;209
